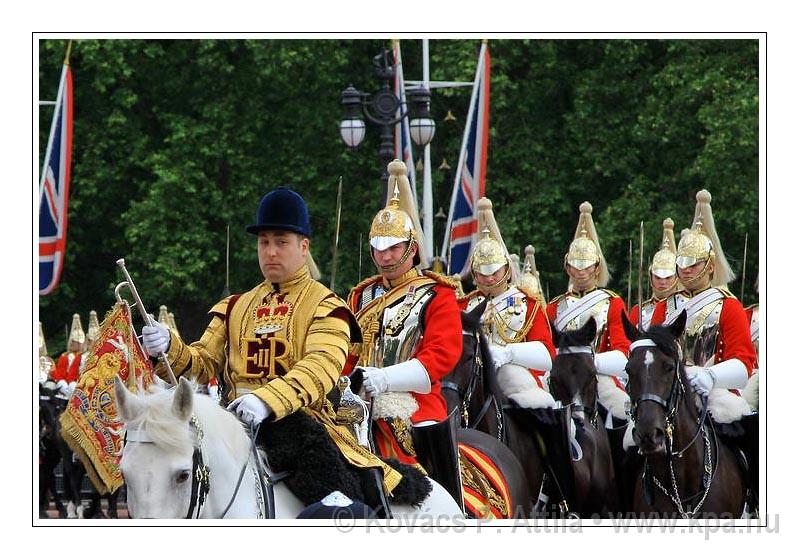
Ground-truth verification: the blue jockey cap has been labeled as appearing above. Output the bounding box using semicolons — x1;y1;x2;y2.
246;187;312;237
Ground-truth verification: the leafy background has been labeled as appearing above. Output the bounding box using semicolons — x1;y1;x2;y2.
38;38;758;353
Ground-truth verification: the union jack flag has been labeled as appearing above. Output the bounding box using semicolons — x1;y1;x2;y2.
442;43;490;277
393;40;418;200
39;64;73;295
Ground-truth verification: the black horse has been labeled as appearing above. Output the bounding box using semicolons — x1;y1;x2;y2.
39;383;121;518
39;383;68;518
548;317;618;517
442;300;545;517
622;310;747;518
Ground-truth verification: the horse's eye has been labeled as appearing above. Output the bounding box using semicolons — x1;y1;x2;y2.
176;470;191;484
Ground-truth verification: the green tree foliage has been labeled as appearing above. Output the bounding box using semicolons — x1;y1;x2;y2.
38;38;759;353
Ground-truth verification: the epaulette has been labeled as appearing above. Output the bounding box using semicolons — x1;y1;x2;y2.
347;275;383;306
209;295;235;317
548;292;567;306
457;289;482;306
717;286;738;300
600;287;622;299
423;270;460;290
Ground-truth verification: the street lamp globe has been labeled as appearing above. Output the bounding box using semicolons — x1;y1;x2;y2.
340;118;366;148
408;87;436;147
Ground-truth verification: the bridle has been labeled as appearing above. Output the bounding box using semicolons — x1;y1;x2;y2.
124;414;211;519
554;345;599;427
628;337;716;518
123;414;289;519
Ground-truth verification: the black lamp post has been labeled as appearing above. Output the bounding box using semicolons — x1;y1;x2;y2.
340;48;434;182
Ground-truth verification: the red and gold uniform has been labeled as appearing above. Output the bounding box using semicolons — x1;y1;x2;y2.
629;218;681;330
349;269;463;459
650;288;756;379
54;313;86;385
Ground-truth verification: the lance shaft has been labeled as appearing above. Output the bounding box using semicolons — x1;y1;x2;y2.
116;258;178;385
740;232;748;302
330;177;343;292
637;222;644;331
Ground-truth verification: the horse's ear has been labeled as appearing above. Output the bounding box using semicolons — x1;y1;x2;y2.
550;320;562;348
621;309;639;342
462;298;487;331
114;375;144;423
576;316;597;345
171;377;194;423
668;309;687;339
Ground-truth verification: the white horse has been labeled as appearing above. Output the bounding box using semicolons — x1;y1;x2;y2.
114;377;462;519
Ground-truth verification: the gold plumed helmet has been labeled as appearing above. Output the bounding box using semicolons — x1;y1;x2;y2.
470;197;515;281
519;244;545;302
650;218;678;279
87;310;101;344
369;159;430;270
39;321;48;357
565;201;609;287
68;313;86;346
676;189;735;287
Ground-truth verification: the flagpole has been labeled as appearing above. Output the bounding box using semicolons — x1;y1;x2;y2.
421;39;434;261
39;43;72;204
440;41;488;261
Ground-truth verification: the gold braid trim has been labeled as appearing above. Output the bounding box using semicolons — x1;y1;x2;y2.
423;270;461;290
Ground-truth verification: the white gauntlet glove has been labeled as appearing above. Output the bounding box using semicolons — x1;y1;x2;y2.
488;344;513;370
141;321;170;358
227;394;272;429
362;359;431;398
685;366;715;397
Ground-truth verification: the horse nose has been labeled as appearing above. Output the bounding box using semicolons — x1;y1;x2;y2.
637;427;665;452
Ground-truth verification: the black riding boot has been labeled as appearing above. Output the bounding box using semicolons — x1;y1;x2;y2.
509;405;575;517
411;408;465;510
739;413;759;513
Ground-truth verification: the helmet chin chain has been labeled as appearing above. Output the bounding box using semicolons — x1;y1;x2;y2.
374;237;416;274
475;265;511;296
681;258;713;292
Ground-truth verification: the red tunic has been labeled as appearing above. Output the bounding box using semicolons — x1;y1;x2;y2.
547;290;630;390
458;290;555;388
349;280;463;424
546;291;631;356
53;352;82;383
651;294;757;376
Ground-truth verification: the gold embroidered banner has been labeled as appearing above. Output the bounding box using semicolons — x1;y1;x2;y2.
59;302;156;494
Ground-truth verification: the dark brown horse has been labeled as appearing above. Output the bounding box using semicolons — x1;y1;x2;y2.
548;317;618;517
443;300;545;517
622;310;746;518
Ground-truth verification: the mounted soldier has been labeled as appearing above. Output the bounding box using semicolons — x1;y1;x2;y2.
39;322;55;384
459;198;555;410
649;189;758;509
53;313;86;397
140;186;414;517
546;202;631;429
629;218;681;330
347;160;464;506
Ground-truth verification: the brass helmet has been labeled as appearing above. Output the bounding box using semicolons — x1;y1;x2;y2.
369;159;430;271
650;218;678;279
68;313;86;348
470;197;515;281
519;244;545;303
676;189;735;287
39;321;48;357
565;201;609;287
87;310;101;345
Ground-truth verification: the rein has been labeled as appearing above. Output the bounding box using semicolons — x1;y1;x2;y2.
630;338;717;517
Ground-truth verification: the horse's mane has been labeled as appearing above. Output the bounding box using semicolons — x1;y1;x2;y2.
125;382;249;460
